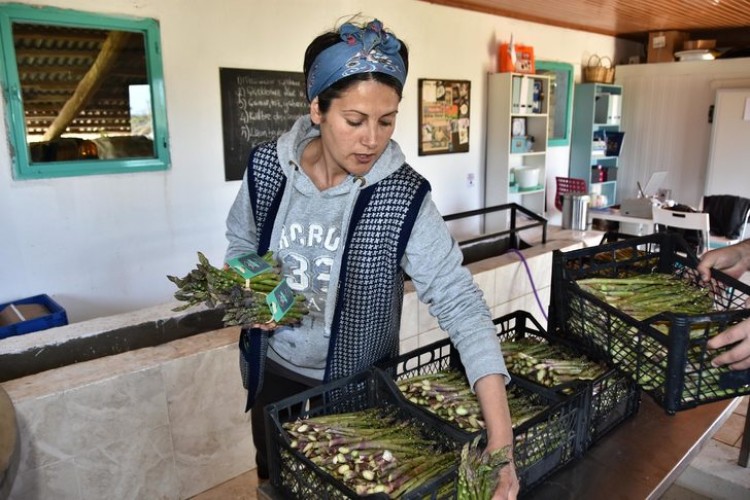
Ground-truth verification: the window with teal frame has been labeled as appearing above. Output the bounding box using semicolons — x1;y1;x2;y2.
535;61;574;147
0;3;170;179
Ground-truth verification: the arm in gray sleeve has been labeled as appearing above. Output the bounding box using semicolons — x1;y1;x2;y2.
224;170;259;263
401;194;509;388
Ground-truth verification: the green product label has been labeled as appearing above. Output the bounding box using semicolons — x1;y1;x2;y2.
226;253;272;279
266;281;295;322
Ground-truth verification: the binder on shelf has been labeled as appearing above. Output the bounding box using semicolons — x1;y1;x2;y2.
532;79;543;114
608;95;622;124
518;76;530;113
595;93;622;124
512;76;522;113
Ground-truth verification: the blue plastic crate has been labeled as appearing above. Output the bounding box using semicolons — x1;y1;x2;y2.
0;294;68;339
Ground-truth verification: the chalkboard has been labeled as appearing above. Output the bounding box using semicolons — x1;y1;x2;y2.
220;68;309;181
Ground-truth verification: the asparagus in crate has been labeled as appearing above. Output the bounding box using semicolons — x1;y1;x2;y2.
501;339;609;389
577;273;715;321
283;409;455;497
396;370;549;432
167;251;308;327
573;272;738;402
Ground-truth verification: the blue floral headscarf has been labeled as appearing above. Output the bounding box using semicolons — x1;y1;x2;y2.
306;19;406;101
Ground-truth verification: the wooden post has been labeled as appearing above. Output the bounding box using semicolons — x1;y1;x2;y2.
42;31;132;141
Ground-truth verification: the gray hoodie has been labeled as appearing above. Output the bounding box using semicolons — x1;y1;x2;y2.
225;115;507;388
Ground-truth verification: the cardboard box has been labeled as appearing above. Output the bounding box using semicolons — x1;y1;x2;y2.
648;31;689;63
0;303;51;326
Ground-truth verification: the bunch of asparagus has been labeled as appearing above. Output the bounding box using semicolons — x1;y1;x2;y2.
396;370;549;432
283;409;456;497
167;251;308;327
577;273;715;321
501;339;609;389
397;371;482;432
572;273;738;402
457;436;512;500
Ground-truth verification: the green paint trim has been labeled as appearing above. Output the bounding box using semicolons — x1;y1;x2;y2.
0;3;170;179
536;60;574;147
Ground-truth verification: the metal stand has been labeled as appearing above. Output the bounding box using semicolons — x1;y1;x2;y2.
740;409;749;467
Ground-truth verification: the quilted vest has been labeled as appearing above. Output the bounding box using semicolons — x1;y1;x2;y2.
239;141;430;409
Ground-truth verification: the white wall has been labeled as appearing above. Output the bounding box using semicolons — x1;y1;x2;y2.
616;59;750;208
0;0;640;322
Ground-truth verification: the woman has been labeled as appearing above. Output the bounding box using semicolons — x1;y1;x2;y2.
225;18;519;498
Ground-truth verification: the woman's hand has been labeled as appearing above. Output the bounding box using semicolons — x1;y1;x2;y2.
490;451;519;499
251;321;278;331
475;375;520;499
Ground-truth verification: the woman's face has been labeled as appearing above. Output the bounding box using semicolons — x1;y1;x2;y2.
311;80;400;178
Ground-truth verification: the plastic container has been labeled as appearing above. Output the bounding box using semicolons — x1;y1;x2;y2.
377;311;586;493
0;294;68;339
492;312;640;450
549;232;750;414
515;167;540;189
265;369;461;499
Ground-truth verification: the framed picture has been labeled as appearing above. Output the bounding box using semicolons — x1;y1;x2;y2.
418;78;470;155
511;117;526;137
535;61;574;146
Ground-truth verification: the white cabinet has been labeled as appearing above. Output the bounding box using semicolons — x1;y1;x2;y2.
569;83;624;207
484;72;550;227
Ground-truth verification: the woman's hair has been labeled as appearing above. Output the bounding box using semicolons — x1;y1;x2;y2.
303;22;409;111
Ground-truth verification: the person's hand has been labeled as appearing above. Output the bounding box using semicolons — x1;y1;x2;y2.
251;321;277;331
697;240;750;282
474;374;519;499
491;457;519;499
708;320;750;370
698;241;750;370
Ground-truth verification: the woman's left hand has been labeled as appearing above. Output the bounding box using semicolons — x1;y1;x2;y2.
492;459;519;499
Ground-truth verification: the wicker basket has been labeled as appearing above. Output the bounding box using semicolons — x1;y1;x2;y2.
583;55;615;84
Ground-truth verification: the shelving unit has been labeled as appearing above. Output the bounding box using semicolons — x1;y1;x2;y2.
569;83;623;207
485;72;550;230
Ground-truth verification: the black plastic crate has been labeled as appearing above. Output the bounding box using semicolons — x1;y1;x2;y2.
265;369;462;499
550;232;750;414
377;315;585;495
494;312;641;450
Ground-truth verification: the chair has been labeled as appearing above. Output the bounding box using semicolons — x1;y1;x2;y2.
701;195;750;250
555;177;588;212
652;206;711;255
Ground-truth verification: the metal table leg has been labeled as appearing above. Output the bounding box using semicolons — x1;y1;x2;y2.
739;406;750;467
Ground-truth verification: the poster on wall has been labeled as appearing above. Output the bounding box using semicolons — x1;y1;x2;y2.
219;68;309;181
418;78;470;155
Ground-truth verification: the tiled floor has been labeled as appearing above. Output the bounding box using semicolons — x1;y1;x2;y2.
712;396;748;449
190;470;260;500
661;395;750;500
191;396;749;500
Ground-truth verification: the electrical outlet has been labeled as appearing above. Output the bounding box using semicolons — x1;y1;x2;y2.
466;173;475;187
